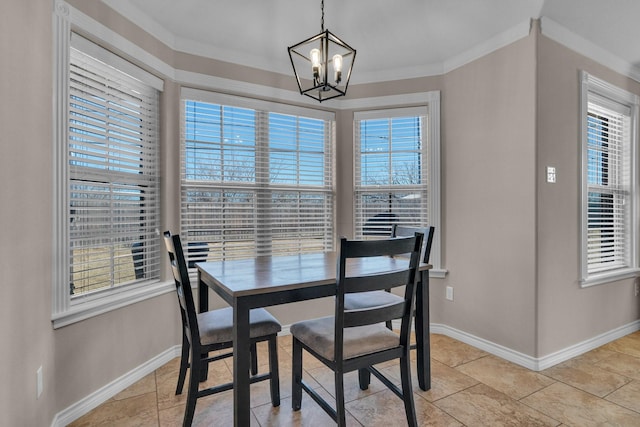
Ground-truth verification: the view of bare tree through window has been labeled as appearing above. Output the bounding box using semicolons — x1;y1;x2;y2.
181;98;334;265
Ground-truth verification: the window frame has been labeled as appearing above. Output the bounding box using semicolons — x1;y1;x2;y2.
353;94;443;276
179;88;336;268
580;71;640;287
52;10;170;328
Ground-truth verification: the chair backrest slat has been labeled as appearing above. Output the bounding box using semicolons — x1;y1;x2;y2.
392;225;435;264
339;236;419;258
163;231;200;348
344;301;407;328
343;270;412;294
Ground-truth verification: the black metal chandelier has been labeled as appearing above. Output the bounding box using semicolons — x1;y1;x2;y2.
287;0;356;102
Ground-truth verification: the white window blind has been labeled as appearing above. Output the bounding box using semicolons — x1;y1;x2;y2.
68;37;160;296
581;72;639;286
354;107;429;239
586;99;631;273
180;91;334;266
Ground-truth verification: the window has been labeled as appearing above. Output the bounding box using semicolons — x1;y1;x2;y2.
354;100;443;274
580;72;640;286
180;89;334;266
53;31;165;327
355;107;429;237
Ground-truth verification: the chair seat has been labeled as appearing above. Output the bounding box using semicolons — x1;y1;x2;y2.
198;307;281;346
291;316;399;361
344;291;403;310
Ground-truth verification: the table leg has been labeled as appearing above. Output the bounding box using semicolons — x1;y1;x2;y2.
232;298;251;427
415;270;431;391
198;269;209;312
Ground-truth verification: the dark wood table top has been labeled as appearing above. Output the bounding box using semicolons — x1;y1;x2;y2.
197;252;431;297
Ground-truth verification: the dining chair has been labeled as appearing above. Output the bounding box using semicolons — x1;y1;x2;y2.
163;231;281;427
290;234;424;426
344;225;435;334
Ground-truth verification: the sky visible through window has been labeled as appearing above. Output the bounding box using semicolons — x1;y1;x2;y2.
184;101;327;185
360;117;422;186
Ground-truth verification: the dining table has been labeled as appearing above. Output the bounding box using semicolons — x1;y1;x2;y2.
197;251;432;426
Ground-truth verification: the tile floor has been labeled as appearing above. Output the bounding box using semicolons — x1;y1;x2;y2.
68;331;640;426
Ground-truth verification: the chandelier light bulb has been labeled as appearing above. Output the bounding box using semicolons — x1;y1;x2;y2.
310;48;321;80
332;54;343;83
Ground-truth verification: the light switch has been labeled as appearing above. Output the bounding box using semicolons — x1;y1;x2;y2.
546;166;556;183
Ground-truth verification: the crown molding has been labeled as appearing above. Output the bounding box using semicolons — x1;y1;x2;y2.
443;19;532;74
61;0;175;80
101;0;178;48
540;16;640;84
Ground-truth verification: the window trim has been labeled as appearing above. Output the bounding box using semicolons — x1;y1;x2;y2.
579;71;640;287
52;3;172;328
353;92;444;277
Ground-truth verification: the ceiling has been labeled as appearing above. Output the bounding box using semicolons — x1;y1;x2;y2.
102;0;640;85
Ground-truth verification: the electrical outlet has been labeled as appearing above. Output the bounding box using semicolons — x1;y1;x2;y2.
36;366;43;399
635;282;639;297
445;286;454;301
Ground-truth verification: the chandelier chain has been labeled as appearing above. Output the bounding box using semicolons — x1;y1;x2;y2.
321;0;325;32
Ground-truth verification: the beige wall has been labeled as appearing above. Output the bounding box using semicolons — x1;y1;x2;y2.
1;2;55;425
536;34;640;356
3;1;640;425
437;30;538;355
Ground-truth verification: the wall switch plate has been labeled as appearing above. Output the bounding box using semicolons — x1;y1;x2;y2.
445;286;454;301
547;166;556;183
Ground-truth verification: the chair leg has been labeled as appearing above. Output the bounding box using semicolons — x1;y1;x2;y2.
357;368;370;390
291;338;303;411
399;353;417;427
250;342;258;375
268;335;280;407
198;350;208;382
183;351;200;427
335;371;346;427
175;332;189;395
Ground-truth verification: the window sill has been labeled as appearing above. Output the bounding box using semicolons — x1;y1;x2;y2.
580;268;640;288
430;269;448;279
52;280;175;329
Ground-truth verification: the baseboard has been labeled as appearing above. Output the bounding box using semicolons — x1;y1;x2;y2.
429;323;540;370
534;320;640;370
51;345;182;427
395;319;640;371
